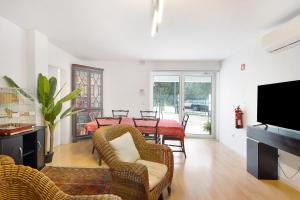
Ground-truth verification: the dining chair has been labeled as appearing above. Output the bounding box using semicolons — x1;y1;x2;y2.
112;110;129;118
95;117;122;128
162;113;189;158
93;117;122;164
133;118;160;144
140;110;157;119
89;110;103;121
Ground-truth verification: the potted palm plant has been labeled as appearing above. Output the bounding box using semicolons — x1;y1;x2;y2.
203;121;211;134
37;73;82;163
3;74;83;163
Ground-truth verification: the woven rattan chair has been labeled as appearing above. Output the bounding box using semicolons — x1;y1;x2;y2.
93;125;174;200
0;155;121;200
93;117;123;165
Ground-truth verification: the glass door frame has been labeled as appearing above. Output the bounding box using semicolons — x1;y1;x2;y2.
150;71;216;139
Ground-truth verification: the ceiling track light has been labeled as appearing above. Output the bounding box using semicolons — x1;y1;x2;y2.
151;0;164;37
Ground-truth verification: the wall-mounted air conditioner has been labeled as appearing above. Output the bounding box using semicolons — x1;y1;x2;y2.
262;15;300;53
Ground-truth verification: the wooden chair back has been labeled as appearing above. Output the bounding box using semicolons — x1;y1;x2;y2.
140;110;157;119
95;117;122;128
133;118;160;143
182;113;189;131
89;111;102;121
112;110;129;118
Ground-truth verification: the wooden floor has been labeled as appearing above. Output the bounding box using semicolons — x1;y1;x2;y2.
50;138;300;200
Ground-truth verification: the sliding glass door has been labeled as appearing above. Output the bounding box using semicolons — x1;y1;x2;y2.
183;75;212;136
152;75;180;121
152;72;215;138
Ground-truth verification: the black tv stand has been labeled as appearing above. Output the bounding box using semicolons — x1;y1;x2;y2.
247;125;300;180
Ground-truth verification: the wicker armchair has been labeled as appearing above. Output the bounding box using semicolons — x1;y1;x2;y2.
93;124;174;200
0;155;121;200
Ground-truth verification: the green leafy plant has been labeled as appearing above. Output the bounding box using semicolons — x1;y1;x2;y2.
3;76;34;101
37;73;83;156
203;121;211;133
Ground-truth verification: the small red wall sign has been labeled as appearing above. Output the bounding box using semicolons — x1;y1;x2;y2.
241;64;246;71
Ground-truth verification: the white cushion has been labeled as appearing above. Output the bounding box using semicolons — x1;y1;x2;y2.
136;159;168;190
109;132;141;162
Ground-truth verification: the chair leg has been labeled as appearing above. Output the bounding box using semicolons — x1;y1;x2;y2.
181;140;187;158
92;146;102;165
167;186;171;195
158;193;164;200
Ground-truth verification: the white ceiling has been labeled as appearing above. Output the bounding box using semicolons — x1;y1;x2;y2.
0;0;300;60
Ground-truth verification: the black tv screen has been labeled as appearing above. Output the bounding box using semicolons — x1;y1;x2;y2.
257;80;300;131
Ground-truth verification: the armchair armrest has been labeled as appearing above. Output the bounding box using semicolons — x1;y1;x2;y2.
140;143;174;186
0;155;15;166
110;160;149;190
141;143;173;166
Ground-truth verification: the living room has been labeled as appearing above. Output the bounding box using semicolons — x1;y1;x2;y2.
1;0;300;200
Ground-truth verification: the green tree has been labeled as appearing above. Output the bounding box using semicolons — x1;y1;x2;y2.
184;82;211;100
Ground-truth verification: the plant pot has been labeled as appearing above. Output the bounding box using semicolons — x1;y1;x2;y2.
45;152;54;163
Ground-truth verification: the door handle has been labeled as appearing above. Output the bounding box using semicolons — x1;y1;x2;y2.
37;141;42;151
19;147;23;158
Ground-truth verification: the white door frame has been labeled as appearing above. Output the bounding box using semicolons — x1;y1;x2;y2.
150;71;216;139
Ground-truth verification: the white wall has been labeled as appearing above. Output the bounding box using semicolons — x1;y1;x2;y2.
0;15;83;146
48;43;83;145
0;13;221;145
84;60;221;118
219;37;300;190
0;16;28;88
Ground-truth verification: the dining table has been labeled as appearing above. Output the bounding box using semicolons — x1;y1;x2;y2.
84;117;185;140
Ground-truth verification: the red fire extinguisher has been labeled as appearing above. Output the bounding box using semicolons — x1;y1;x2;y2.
235;106;243;129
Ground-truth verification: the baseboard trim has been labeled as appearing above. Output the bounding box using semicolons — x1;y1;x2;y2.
279;176;300;192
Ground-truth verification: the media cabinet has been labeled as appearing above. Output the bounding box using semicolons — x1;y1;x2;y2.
0;126;45;169
247;125;300;180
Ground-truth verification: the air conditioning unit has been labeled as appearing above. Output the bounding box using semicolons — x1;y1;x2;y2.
262;15;300;53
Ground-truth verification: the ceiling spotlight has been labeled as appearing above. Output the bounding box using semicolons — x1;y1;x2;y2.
157;0;164;24
151;0;164;37
151;10;159;37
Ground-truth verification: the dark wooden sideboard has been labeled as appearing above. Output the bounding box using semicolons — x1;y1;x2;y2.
0;126;45;170
247;125;300;180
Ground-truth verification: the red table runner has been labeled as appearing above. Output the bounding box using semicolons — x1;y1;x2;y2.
84;117;185;140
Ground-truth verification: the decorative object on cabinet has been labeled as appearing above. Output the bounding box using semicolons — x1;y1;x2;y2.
2;76;35;102
0;87;35;135
37;74;83;163
72;64;103;142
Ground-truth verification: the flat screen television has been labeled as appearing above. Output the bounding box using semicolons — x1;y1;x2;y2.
257;80;300;131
